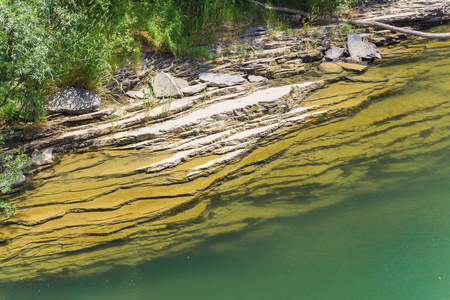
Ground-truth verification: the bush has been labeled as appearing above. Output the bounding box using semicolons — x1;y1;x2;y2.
0;0;112;124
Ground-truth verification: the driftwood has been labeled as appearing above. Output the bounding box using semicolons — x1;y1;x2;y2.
247;0;450;39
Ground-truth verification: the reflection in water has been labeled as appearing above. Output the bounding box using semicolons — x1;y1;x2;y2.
1;27;449;299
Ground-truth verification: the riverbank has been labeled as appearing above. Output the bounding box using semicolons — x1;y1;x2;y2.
0;0;449;282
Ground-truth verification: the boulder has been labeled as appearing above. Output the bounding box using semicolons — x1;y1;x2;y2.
47;87;101;115
199;72;246;87
318;62;343;74
32;148;54;166
248;75;268;83
151;72;183;98
174;78;189;90
323;47;345;61
347;34;382;61
182;83;208;95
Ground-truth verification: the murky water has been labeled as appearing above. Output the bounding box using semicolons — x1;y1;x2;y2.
1;26;449;299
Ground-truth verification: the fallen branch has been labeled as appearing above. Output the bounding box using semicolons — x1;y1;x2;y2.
247;0;450;39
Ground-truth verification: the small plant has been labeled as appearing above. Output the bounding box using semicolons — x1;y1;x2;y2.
110;113;119;132
160;96;173;116
142;86;155;120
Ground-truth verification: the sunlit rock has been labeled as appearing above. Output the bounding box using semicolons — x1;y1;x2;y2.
199;72;246;87
47;87;101;115
323;47;345;61
347;34;382;61
151;72;184;98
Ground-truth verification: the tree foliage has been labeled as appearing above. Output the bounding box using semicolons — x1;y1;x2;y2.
0;0;111;124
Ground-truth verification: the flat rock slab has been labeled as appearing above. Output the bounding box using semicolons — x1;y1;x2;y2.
182;83;208;95
126;90;144;99
318;62;343;74
47;87;101;115
248;75;268;83
347;34;382;60
199;72;246;87
323;47;345;61
151;72;183;98
101;81;321;145
337;62;368;72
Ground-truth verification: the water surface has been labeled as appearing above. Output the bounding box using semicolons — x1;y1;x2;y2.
1;27;449;299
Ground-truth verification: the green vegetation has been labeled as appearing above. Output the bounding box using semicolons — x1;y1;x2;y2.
0;0;362;125
0;136;32;219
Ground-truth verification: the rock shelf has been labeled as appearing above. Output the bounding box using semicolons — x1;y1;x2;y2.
0;0;449;283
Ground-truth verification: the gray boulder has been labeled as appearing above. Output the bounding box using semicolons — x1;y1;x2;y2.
151;72;184;98
347;34;381;61
323;47;345;61
32;148;54;166
47;87;101;115
199;72;246;87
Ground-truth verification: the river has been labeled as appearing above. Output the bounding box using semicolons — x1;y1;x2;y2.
1;26;449;299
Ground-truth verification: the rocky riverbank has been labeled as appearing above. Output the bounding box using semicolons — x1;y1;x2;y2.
0;0;449;282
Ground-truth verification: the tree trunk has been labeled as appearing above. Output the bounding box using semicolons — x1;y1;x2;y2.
247;0;450;39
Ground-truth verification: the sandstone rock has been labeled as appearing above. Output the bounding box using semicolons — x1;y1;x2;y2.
347;34;382;60
126;90;145;99
182;83;208;95
248;75;268;83
151;72;183;98
199;72;246;87
47;87;101;115
318;62;343;74
174;77;189;89
32;148;54;166
337;62;368;72
323;47;345;61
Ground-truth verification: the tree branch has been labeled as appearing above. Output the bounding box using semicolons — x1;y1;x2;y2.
247;0;450;39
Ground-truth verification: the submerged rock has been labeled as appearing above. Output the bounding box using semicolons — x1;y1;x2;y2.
47;87;101;115
323;47;345;61
318;62;343;74
337;62;368;72
199;72;246;87
347;34;382;61
151;72;184;98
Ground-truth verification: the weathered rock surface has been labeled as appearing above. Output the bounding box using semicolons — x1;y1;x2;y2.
248;75;268;83
126;90;145;99
151;72;184;98
347;34;382;61
182;83;208;95
47;87;101;115
323;47;345;61
199;72;246;87
318;62;343;74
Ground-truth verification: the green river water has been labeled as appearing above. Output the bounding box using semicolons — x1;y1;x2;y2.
1;27;449;299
